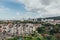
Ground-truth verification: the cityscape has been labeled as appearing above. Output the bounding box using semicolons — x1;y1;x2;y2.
0;19;60;40
0;0;60;40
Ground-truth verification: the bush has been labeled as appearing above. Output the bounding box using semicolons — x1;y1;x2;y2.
7;36;20;40
24;36;32;40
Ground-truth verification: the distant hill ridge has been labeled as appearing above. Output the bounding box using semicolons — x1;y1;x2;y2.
37;16;60;21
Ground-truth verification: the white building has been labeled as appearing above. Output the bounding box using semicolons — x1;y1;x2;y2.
41;19;54;22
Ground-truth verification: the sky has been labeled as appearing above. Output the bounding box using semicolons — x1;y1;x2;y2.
0;0;60;20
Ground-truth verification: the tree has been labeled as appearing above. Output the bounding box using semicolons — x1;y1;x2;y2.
36;27;45;34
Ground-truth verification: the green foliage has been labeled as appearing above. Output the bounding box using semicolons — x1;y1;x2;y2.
42;23;54;27
7;36;20;40
24;36;32;40
7;35;57;40
36;27;45;34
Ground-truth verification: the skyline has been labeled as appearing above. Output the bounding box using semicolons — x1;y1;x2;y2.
0;0;60;20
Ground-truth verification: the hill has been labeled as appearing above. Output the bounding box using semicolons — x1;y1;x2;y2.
37;16;60;21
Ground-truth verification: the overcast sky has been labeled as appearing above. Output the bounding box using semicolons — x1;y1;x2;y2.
0;0;60;20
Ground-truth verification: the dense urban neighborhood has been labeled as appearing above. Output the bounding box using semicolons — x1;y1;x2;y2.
0;19;60;40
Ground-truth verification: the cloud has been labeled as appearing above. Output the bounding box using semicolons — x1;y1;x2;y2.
41;0;51;5
0;5;38;20
0;6;10;13
16;0;60;18
16;12;34;19
0;5;17;20
0;0;60;20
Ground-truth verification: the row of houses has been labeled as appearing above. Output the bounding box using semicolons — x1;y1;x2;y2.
0;22;41;37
